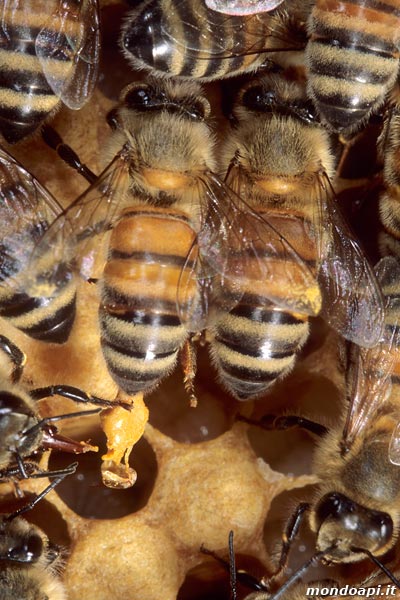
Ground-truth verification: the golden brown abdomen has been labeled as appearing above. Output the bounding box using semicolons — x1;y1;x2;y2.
100;207;197;395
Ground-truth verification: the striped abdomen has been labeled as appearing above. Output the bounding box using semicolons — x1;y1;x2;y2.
306;0;400;132
0;245;76;344
121;0;272;80
100;207;198;395
209;212;317;400
0;3;80;143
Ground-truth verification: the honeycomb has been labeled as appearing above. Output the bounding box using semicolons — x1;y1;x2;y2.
0;1;392;599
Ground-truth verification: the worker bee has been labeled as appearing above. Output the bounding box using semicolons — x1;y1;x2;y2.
208;71;384;400
204;0;286;15
0;331;130;488
240;256;400;593
0;470;76;600
120;0;308;81
31;76;331;403
305;0;400;134
0;0;100;144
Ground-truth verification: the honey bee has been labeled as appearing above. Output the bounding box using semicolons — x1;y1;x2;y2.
0;470;76;600
0;331;129;488
240;256;400;593
120;0;308;81
0;0;100;144
208;71;384;400
305;0;400;134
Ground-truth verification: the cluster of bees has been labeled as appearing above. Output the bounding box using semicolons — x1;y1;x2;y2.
2;0;400;598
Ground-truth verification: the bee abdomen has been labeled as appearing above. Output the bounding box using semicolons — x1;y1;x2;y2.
0;7;77;143
307;0;400;131
100;209;197;395
210;303;309;400
121;0;267;80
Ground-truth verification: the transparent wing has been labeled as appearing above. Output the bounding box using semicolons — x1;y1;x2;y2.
0;147;66;298
343;256;400;452
315;174;385;348
221;165;321;315
205;0;286;15
177;167;321;331
30;149;131;286
35;0;100;109
124;0;303;74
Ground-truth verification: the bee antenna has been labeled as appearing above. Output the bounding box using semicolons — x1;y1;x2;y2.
267;547;333;600
351;547;400;590
5;463;78;522
228;530;237;600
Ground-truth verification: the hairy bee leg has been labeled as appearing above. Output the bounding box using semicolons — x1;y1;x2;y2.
41;124;98;184
0;334;26;384
180;338;198;407
29;384;131;410
261;502;310;588
5;463;78;521
4;456;82;484
237;414;328;437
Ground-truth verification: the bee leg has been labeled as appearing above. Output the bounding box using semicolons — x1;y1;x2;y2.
30;384;131;410
237;414;328;437
180;338;198;407
261;502;310;589
5;463;78;521
41;124;98;184
0;334;26;383
200;543;268;594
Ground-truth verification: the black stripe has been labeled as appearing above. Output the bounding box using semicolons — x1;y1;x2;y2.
313;91;373;111
309;55;394;85
101;287;183;320
215;330;296;359
109;249;193;268
21;299;76;344
344;0;400;17
219;359;283;383
172;0;201;76
0;69;52;96
311;25;397;58
101;336;177;361
230;303;305;325
100;305;182;328
102;364;161;394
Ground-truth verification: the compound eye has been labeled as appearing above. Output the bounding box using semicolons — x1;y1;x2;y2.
315;492;346;525
189;100;207;120
242;86;275;112
8;533;43;563
370;512;393;547
123;86;154;109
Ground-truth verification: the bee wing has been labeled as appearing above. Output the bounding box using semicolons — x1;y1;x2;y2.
315;174;385;348
205;0;286;15
343;256;400;452
126;0;302;69
0;147;66;297
30;149;131;286
221;164;322;315
35;0;100;109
